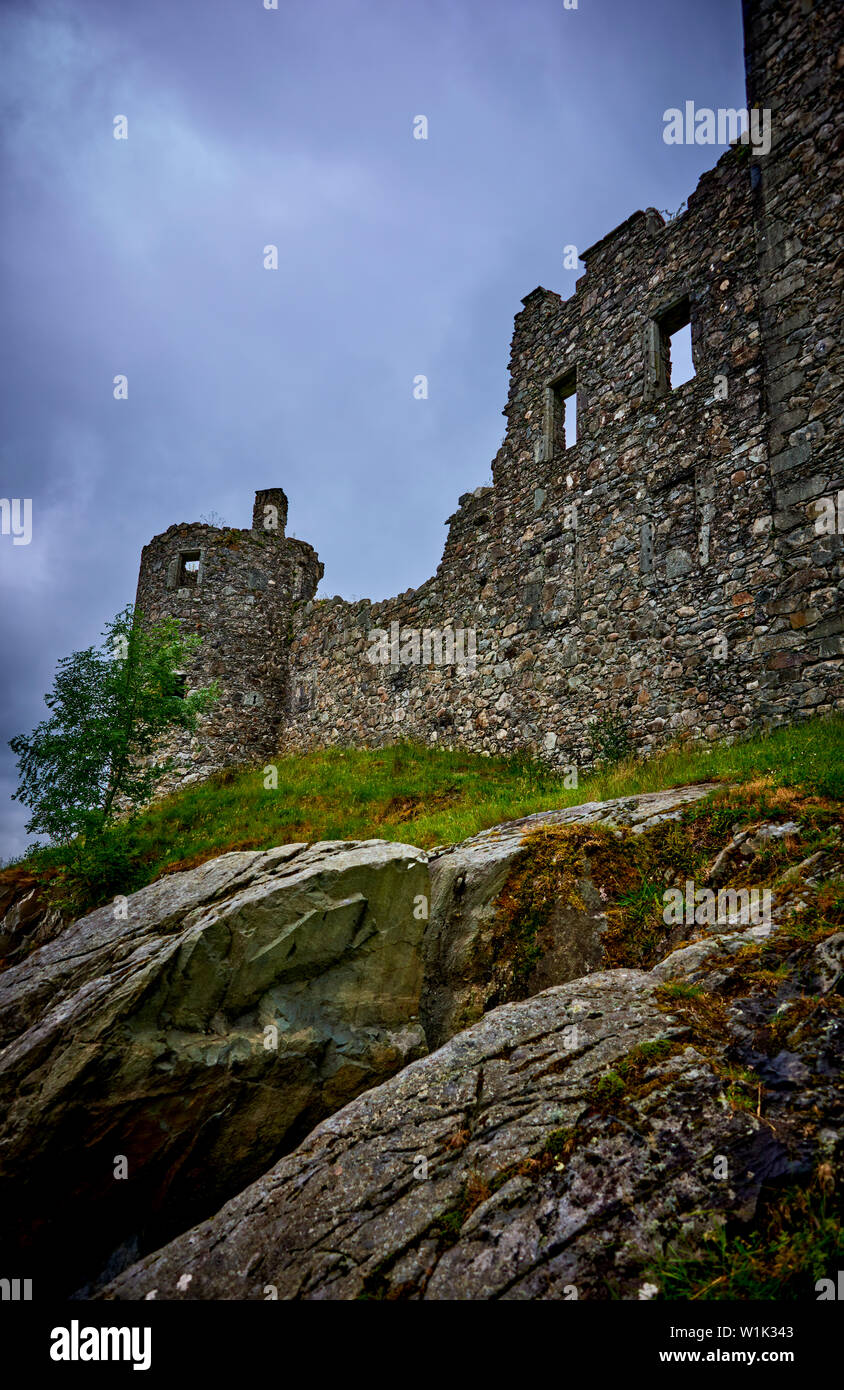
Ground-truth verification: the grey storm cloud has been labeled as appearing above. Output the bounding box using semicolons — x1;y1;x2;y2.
0;0;745;858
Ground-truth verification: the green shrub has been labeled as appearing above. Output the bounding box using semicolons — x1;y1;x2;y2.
649;1181;840;1299
589;711;633;766
35;822;146;919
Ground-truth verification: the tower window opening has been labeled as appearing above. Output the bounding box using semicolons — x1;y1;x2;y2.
178;551;201;586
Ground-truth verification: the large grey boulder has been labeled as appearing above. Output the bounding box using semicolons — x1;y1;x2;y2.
100;884;842;1301
422;784;718;1047
0;840;428;1296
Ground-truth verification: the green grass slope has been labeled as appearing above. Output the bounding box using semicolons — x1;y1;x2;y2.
6;714;843;921
134;713;844;878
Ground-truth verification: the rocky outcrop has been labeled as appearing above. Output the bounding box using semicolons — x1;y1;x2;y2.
100;887;843;1300
3;775;841;1302
422;784;718;1047
0;839;428;1296
0;865;65;968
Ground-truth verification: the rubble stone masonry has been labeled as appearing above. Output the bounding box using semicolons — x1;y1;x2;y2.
137;0;843;781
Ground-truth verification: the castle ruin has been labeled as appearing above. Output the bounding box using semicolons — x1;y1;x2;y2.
136;0;843;786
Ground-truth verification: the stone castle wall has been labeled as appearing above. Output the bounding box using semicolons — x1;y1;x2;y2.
740;0;844;720
137;0;843;781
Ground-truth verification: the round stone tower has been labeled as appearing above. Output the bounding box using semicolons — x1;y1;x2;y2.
135;488;323;789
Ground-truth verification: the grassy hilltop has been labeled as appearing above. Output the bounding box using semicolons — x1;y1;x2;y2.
130;714;844;878
3;714;843;920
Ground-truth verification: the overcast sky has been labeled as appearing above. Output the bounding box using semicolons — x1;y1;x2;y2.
0;0;747;859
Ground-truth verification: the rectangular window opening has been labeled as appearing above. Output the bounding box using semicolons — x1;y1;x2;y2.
178;551;201;586
660;297;695;391
546;369;577;457
668;319;695;388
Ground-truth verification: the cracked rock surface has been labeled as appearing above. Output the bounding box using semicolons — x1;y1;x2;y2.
3;783;840;1302
101;903;842;1301
422;783;718;1047
0;840;428;1295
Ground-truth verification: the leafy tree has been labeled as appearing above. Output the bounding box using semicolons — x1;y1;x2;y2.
10;606;219;845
